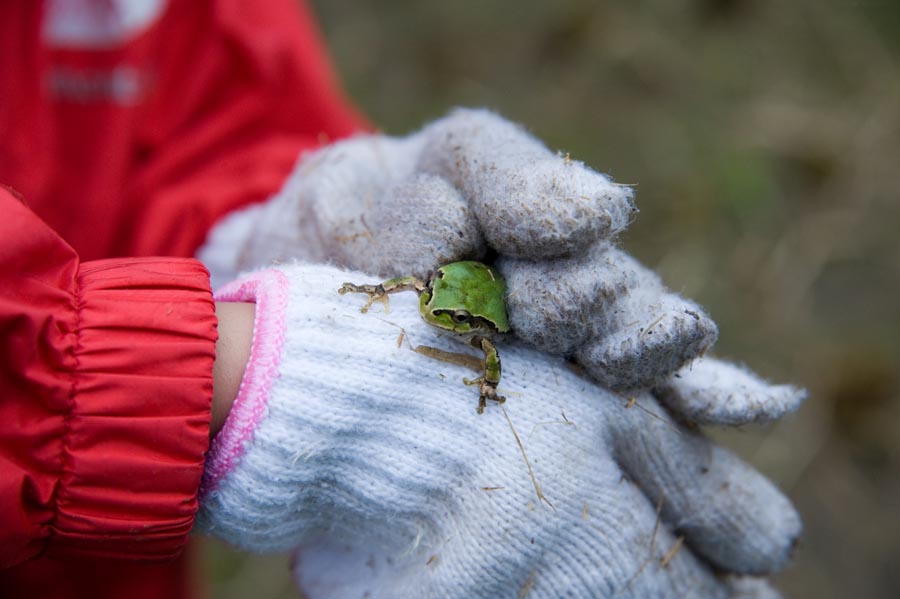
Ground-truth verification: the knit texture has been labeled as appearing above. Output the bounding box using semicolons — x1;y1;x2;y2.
498;243;718;390
656;357;807;426
417;108;636;258
197;263;800;599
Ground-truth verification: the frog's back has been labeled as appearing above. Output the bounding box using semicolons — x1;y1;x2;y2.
431;261;510;333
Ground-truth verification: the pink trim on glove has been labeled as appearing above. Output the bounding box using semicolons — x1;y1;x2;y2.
200;269;290;498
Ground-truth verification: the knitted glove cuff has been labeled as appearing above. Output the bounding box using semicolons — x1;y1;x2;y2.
195;264;482;552
201;269;290;498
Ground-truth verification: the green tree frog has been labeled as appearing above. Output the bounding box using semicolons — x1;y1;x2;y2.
339;261;510;414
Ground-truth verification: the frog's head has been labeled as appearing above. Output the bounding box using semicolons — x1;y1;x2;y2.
419;261;510;335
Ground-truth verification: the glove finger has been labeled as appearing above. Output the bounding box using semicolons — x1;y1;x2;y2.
561;475;733;599
417;108;636;258
725;576;785;599
655;356;807;426
573;288;717;390
292;536;423;599
290;466;733;599
285;136;484;278
345;173;486;279
609;392;801;575
496;245;636;355
497;244;717;389
232;135;416;272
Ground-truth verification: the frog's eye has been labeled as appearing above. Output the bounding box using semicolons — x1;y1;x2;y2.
451;311;471;324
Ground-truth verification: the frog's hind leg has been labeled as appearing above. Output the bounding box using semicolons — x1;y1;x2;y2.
467;336;505;414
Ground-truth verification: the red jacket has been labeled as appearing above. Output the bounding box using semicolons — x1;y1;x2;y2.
0;1;364;597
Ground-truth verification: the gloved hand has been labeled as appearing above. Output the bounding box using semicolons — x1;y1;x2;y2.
195;263;800;599
198;108;724;393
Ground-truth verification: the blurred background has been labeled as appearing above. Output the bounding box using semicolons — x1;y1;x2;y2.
201;0;900;597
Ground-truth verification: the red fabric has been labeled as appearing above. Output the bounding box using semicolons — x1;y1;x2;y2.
0;189;217;592
0;547;198;599
0;0;367;597
0;190;217;584
0;0;366;261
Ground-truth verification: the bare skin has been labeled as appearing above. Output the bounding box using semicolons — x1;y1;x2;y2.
211;302;256;438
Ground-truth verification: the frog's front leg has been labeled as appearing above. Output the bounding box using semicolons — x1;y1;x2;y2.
339;276;426;313
466;335;505;414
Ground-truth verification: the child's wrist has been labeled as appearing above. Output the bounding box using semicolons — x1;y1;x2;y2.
211;302;256;438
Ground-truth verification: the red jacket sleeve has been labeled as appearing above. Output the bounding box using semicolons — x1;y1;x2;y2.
117;0;370;258
0;0;369;262
0;189;217;567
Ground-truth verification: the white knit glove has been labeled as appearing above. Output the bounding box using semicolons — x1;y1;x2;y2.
198;108;761;397
195;263;800;599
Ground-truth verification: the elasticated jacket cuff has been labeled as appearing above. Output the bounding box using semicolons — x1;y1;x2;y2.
46;258;217;560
